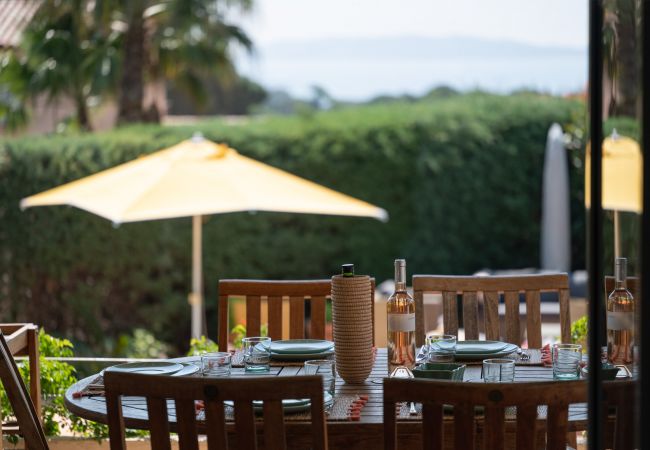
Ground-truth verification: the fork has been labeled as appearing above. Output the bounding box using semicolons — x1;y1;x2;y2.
517;349;531;361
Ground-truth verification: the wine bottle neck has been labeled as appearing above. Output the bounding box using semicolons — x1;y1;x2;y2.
615;258;627;288
394;260;406;292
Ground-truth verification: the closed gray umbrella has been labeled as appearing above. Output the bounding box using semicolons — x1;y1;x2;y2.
541;123;571;272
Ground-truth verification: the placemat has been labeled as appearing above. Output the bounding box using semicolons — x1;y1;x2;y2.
195;394;361;422
460;349;542;366
396;402;548;421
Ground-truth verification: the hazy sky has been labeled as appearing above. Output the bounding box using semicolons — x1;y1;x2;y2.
235;1;589;100
243;0;588;48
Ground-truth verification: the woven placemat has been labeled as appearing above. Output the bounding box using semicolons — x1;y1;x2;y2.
396;402;548;421
459;349;543;366
195;394;360;422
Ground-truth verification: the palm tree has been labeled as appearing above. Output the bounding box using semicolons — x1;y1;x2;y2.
0;0;120;131
116;0;254;124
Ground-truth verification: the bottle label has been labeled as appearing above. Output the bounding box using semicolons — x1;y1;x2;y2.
607;311;634;331
387;313;415;332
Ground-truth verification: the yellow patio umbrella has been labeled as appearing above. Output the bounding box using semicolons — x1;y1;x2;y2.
20;136;388;338
585;130;642;258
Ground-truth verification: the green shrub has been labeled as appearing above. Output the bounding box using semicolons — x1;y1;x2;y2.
187;335;219;355
0;93;585;352
0;330;108;441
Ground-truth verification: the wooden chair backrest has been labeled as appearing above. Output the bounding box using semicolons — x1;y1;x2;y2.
104;373;328;450
0;332;49;450
412;274;571;347
605;276;640;300
218;279;375;350
383;378;586;450
603;379;637;450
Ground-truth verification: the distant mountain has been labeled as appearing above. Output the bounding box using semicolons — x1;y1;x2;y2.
258;36;585;61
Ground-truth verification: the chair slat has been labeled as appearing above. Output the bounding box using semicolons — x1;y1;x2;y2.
525;290;542;348
462;292;479;340
442;291;459;337
382;398;397;450
175;398;199;450
146;398;172;450
105;392;126;450
0;333;49;450
234;401;257;450
515;404;538;450
204;400;228;450
559;288;571;343
504;291;520;345
484;405;505;450
310;296;327;339
289;296;305;339
453;404;475;450
484;291;500;341
263;400;286;450
421;402;443;450
246;296;262;338
309;390;328;450
218;295;229;350
546;403;569;450
267;296;283;341
414;288;425;346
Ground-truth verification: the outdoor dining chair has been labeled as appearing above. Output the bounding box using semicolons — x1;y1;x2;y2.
217;279;375;350
412;274;571;347
384;378;584;450
0;332;49;450
104;372;328;450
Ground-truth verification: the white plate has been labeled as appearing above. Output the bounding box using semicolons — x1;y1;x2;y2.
105;362;184;375
271;340;334;354
172;363;200;377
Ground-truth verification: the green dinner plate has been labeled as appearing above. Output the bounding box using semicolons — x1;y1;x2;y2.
453;343;519;361
455;340;510;354
270;340;334;354
271;349;335;361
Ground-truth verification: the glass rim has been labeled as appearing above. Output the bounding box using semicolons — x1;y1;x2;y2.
427;334;457;340
201;351;231;358
553;343;582;349
242;336;271;342
304;359;335;366
482;358;516;364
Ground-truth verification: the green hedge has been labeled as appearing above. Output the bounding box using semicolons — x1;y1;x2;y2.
0;93;585;352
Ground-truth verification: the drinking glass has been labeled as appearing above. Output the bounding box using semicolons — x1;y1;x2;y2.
201;352;231;377
483;358;515;382
242;337;272;372
552;343;582;380
303;359;336;397
427;334;457;362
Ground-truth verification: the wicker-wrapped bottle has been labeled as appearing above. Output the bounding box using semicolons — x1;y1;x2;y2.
331;264;374;383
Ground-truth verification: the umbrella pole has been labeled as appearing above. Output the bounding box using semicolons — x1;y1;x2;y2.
614;210;621;259
190;215;203;339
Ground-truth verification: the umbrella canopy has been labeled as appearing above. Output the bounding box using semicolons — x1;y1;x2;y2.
585;132;642;258
21;137;388;338
585;133;642;213
21;138;388;223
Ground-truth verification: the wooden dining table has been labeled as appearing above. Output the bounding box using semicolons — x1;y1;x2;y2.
64;349;589;449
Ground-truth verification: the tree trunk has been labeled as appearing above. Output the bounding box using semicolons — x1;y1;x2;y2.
613;0;639;117
75;91;92;132
117;2;146;124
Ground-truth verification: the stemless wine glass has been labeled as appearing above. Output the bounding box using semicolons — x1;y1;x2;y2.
552;343;582;380
303;360;336;397
242;337;271;373
482;359;515;382
427;335;457;362
201;352;232;377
